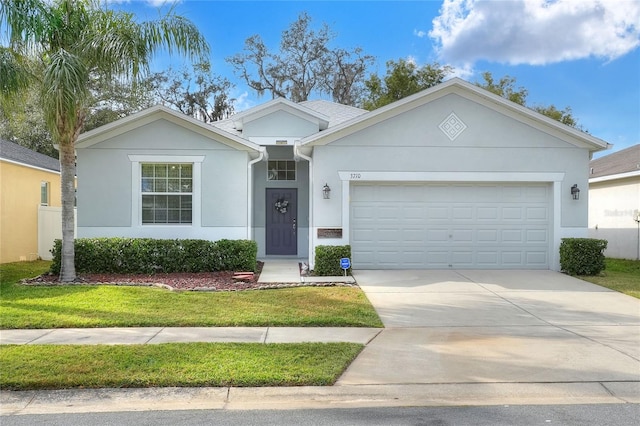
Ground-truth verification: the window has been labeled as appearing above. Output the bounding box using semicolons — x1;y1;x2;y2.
141;163;192;224
40;182;49;206
267;160;296;181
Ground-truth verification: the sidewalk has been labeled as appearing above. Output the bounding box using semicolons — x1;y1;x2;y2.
0;327;380;345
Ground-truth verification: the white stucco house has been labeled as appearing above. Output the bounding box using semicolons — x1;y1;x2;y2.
588;144;640;260
75;78;609;270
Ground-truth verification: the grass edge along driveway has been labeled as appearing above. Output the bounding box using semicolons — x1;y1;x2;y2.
0;261;383;329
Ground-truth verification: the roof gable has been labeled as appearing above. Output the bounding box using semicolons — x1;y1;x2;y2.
230;97;329;131
0;139;60;172
298;78;609;153
76;105;263;157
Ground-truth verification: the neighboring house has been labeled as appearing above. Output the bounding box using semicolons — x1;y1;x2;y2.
588;144;640;260
0;139;61;263
76;78;608;270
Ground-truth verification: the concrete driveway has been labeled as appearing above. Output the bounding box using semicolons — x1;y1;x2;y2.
338;270;640;387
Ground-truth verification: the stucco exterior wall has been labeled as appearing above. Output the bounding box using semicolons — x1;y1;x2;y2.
77;119;251;241
306;93;593;269
588;176;640;259
0;161;61;263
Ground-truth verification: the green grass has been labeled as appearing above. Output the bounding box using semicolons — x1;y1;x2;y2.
0;261;383;329
0;342;363;390
579;258;640;299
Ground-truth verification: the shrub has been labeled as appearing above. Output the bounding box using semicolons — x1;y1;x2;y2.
559;238;608;276
50;238;257;274
314;245;351;276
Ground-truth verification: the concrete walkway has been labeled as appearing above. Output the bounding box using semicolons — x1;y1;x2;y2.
0;327;380;345
257;258;355;284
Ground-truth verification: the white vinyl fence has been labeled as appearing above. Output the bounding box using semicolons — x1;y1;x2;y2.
38;206;76;260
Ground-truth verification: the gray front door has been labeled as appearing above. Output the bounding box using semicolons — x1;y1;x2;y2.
266;188;297;255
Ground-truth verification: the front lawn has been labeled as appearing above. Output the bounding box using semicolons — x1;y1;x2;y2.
0;342;363;390
0;261;383;329
579;258;640;299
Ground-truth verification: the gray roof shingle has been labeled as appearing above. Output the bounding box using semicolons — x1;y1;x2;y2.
0;139;60;172
589;144;640;178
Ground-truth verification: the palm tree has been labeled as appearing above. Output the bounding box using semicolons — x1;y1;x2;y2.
0;0;209;281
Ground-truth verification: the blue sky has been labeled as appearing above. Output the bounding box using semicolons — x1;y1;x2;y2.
110;0;639;157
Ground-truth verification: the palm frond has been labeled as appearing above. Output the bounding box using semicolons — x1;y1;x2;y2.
0;48;32;97
42;48;89;137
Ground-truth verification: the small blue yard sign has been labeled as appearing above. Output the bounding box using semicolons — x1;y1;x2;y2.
340;258;351;276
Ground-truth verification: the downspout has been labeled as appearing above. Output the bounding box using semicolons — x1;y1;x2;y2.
247;147;267;239
294;142;314;269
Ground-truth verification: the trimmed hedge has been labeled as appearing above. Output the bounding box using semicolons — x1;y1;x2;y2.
314;245;351;276
559;238;608;276
50;238;257;275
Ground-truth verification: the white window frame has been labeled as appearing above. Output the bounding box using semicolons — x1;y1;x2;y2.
128;155;204;227
267;159;297;181
40;181;50;206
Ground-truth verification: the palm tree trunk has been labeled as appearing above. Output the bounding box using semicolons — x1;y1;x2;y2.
59;136;76;282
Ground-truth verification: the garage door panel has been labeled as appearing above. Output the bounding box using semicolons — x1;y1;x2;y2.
526;207;548;220
526;251;548;265
502;207;523;220
502;229;523;242
351;182;551;269
452;206;474;219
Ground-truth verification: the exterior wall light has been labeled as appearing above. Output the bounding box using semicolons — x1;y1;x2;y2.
322;183;331;199
570;184;580;200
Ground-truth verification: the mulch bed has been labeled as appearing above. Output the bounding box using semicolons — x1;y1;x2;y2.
21;262;354;292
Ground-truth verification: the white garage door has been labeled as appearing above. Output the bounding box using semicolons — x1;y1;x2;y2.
351;183;551;269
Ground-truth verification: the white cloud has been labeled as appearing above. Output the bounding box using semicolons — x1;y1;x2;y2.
232;91;255;113
429;0;640;66
414;29;428;38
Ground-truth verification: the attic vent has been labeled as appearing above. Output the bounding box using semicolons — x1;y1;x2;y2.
439;112;467;141
276;140;288;145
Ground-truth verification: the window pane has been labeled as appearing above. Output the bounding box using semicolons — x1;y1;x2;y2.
142;209;153;223
155;195;168;208
168;210;180;223
154;164;168;178
142;178;153;192
167;179;180;192
154;209;166;223
167;196;180;208
168;165;180;178
181;210;192;223
181;165;192;178
181;179;192;192
40;182;49;205
142;195;154;208
141;164;154;177
155;179;167;192
181;195;192;208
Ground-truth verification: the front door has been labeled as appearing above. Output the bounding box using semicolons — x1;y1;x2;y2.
265;188;297;255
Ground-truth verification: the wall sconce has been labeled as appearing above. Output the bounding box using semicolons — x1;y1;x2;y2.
570;184;580;200
322;183;331;199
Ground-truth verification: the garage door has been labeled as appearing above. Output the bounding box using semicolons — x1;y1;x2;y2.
351;183;551;269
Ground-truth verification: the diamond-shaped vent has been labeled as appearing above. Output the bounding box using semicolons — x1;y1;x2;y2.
439;112;467;141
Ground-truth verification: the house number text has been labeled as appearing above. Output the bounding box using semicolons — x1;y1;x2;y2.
350;173;362;179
